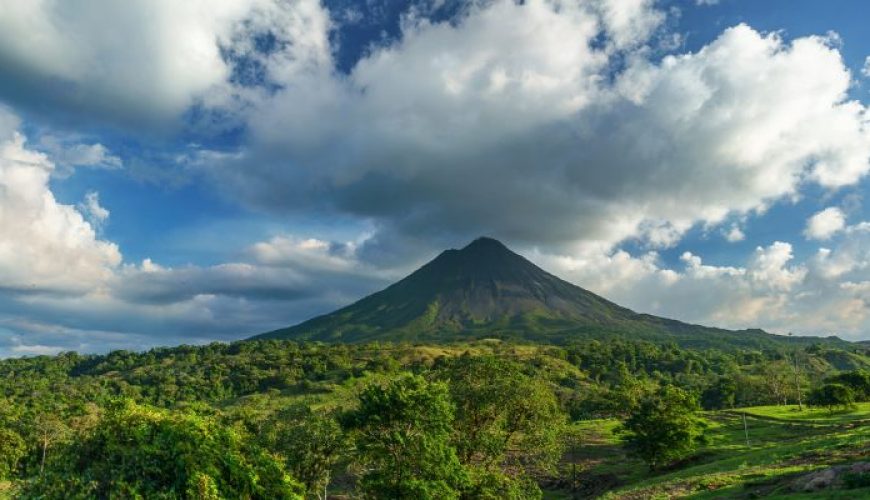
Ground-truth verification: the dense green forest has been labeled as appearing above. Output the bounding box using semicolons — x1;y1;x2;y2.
0;338;869;498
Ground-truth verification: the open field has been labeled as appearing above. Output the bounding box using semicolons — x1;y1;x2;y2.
547;405;870;499
739;402;870;424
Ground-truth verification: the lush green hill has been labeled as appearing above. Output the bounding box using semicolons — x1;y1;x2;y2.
552;404;870;499
0;339;868;498
255;237;850;350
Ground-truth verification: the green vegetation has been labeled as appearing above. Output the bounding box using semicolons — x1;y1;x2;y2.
618;386;708;470
558;405;870;499
808;383;857;414
343;374;467;499
0;338;866;498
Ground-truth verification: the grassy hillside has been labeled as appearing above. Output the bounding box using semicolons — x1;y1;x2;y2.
0;339;867;498
550;404;870;499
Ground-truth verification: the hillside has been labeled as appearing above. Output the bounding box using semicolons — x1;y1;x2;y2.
255;237;849;350
559;404;870;499
1;339;868;498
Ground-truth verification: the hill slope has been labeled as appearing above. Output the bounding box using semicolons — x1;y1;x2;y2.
254;237;847;349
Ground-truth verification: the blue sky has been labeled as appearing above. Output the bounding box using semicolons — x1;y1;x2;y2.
1;0;870;356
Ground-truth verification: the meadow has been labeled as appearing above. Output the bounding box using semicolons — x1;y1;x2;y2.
548;403;870;499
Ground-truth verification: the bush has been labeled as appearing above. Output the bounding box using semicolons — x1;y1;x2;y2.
21;400;303;499
808;383;856;413
342;374;467;499
826;371;870;401
618;386;708;470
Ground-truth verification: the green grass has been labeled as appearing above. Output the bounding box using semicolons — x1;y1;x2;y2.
739;402;870;424
547;405;870;499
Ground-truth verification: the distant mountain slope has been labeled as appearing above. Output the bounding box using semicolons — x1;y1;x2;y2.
253;237;848;350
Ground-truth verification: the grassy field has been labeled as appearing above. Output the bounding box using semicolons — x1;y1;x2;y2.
740;402;870;424
547;404;870;499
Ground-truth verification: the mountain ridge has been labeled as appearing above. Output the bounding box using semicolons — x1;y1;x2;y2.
253;237;848;350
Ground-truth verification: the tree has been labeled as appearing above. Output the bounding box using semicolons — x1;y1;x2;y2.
22;400;303;499
342;374;467;499
608;361;648;414
701;376;736;410
440;355;564;496
0;427;25;480
808;383;856;414
826;370;870;401
619;386;707;470
262;404;347;500
31;413;70;476
759;361;794;405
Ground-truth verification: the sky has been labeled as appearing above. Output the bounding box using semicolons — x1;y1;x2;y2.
1;0;870;356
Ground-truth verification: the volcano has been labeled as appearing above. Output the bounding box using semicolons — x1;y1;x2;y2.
253;237;843;349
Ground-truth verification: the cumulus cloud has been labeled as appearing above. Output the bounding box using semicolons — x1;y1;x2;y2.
725;224;746;242
863;56;870;77
3;0;869;255
0;126;121;295
0;0;281;128
533;238;870;339
0;110;390;354
804;207;846;240
202;5;870;259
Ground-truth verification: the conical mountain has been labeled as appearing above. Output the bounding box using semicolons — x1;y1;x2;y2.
254;237;844;349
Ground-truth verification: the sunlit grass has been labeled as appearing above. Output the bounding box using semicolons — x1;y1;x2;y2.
553;404;870;499
740;402;870;423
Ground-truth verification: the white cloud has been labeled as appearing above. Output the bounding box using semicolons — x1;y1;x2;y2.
0;0;301;128
695;0;720;5
532;239;870;338
725;224;746;242
863;55;870;77
0;125;121;294
205;11;870;257
38;135;122;177
3;1;869;255
78;191;110;230
0;104;20;142
804;207;846;240
596;0;665;50
249;236;359;272
0;108;390;351
747;241;806;291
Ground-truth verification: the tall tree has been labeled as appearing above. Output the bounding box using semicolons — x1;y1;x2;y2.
22;400;303;499
263;404;346;500
442;355;565;468
619;386;708;470
342;374;467;499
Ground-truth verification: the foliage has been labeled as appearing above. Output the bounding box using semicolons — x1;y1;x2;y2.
808;383;857;413
0;427;25;480
0;338;865;496
438;355;565;496
826;370;870;401
261;404;346;500
701;375;737;410
21;400;303;499
461;466;541;499
341;374;467;499
618;385;708;470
